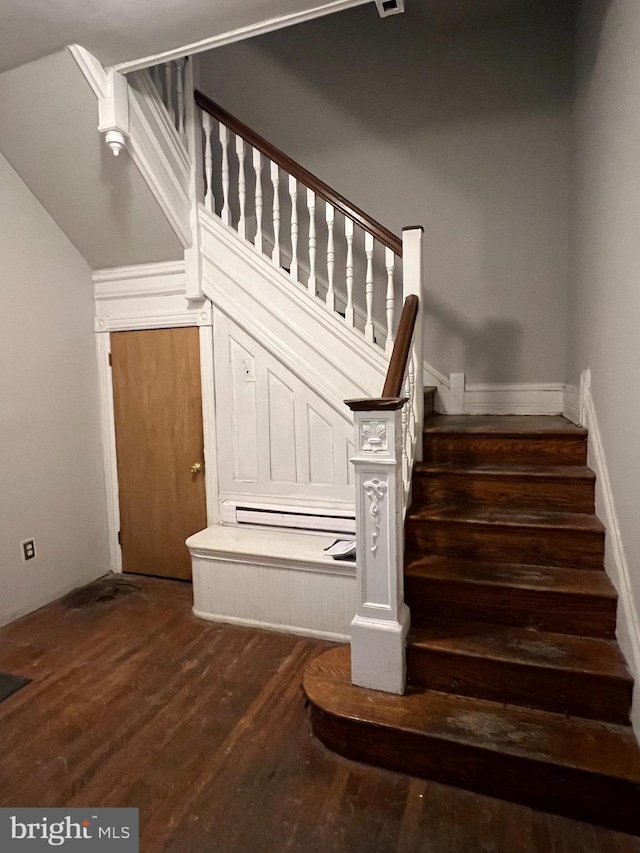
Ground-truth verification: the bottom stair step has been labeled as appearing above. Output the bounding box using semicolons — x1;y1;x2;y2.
303;646;640;836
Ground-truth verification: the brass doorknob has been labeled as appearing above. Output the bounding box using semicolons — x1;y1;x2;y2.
190;462;202;474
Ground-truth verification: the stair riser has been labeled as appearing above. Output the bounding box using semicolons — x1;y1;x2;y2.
310;708;640;837
404;577;617;639
423;435;587;467
406;648;632;724
405;522;605;570
413;474;594;513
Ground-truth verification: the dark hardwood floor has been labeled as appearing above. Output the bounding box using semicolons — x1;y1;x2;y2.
0;576;638;853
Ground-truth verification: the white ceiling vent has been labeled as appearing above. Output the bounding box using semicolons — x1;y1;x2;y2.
375;0;405;18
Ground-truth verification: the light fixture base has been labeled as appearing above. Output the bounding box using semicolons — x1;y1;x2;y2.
105;129;127;157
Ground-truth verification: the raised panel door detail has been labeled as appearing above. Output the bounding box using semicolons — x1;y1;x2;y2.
308;406;334;485
268;371;297;483
229;336;259;482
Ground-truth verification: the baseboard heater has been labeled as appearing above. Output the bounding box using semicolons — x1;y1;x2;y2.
220;501;355;535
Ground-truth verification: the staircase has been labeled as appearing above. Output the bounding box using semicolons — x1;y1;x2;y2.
304;406;640;835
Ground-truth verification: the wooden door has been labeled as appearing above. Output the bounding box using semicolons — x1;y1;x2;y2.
111;327;207;580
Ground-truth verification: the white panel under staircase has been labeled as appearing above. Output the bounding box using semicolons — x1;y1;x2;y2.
0;49;185;269
200;205;388;512
214;310;356;508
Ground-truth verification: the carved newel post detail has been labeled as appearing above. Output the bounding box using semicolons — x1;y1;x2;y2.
346;403;410;694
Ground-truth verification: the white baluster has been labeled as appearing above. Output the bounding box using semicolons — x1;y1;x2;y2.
408;349;416;449
202;112;214;213
402;379;409;485
164;63;175;126
385;248;395;355
271;161;280;266
326;203;335;312
289;175;299;282
307;189;316;295
176;59;186;142
345;219;354;327
220;124;231;226
253;149;263;253
403;227;424;462
152;65;162;95
236;136;246;239
365;231;375;343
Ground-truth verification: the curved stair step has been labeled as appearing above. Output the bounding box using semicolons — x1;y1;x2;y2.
304;646;640;837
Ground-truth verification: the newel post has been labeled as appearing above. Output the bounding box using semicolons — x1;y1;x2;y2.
402;226;424;461
346;401;410;694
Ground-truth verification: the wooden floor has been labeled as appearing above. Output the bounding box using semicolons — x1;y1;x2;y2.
0;577;638;853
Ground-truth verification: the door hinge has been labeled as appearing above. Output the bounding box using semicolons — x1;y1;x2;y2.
108;352;112;367
117;530;121;546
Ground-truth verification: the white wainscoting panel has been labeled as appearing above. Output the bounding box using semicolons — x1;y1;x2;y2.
214;310;355;508
188;525;356;640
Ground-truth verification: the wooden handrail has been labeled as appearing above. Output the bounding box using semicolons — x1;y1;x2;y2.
195;89;402;256
345;295;419;412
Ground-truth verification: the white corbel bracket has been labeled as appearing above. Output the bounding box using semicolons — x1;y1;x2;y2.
98;69;130;156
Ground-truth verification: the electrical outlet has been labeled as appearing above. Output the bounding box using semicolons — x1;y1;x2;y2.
21;539;35;561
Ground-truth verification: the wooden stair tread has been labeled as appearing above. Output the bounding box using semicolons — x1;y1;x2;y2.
304;646;640;783
408;619;632;681
408;505;605;532
424;415;587;436
414;462;595;480
404;556;616;597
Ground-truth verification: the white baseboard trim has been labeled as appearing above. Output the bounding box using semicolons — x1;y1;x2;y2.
433;376;566;415
192;608;348;642
465;382;565;415
563;383;581;425
582;383;640;739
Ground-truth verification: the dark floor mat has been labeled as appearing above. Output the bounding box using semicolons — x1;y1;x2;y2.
0;673;30;704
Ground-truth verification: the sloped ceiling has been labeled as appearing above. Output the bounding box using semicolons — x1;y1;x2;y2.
0;0;371;73
0;50;183;268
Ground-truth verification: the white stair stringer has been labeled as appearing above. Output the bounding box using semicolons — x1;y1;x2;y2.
199;205;388;512
200;206;387;402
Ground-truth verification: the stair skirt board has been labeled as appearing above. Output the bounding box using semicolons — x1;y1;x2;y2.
187;525;355;641
582;382;640;740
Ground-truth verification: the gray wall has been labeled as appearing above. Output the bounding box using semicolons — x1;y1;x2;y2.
200;1;574;383
0;152;109;626
571;0;640;715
